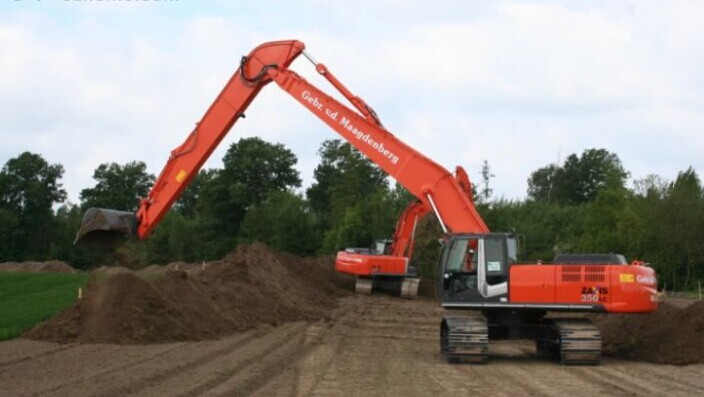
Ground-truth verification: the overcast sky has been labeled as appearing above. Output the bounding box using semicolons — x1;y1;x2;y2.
1;0;702;204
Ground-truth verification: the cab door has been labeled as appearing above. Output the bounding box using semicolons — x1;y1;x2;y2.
477;236;508;299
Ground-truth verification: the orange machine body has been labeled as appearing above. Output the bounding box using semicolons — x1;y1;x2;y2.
335;252;409;277
509;261;657;313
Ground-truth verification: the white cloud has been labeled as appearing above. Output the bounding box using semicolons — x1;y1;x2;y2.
0;1;702;205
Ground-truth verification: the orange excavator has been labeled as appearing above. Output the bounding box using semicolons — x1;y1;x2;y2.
76;40;658;365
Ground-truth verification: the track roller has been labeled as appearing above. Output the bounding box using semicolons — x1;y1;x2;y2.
400;278;420;300
355;277;373;295
550;318;602;365
440;316;488;364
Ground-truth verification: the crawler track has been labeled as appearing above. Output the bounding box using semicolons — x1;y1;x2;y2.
551;318;602;365
355;277;372;295
400;278;420;300
440;316;488;363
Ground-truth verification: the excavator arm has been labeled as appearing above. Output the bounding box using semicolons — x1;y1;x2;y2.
387;165;475;260
134;41;306;238
76;39;487;244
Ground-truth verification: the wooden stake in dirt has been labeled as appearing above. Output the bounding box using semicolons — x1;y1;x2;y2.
78;287;83;300
202;261;206;272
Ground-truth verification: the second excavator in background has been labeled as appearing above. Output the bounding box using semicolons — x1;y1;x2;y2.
76;40;658;365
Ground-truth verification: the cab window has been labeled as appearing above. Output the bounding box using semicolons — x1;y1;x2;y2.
484;237;508;285
445;239;468;272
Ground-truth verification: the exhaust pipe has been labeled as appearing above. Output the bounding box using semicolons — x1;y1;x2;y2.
74;208;139;246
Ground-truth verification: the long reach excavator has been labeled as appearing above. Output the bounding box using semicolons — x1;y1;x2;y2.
76;40;658;365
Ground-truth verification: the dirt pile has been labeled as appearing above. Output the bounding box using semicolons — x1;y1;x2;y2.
0;260;77;273
592;301;704;365
25;243;353;344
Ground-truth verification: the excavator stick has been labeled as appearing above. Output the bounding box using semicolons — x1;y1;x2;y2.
74;208;138;246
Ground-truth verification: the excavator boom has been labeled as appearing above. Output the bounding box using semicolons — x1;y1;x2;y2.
76;40;305;243
77;39;486;245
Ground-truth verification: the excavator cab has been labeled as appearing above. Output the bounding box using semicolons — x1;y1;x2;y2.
74;208;138;246
374;239;393;255
439;233;517;304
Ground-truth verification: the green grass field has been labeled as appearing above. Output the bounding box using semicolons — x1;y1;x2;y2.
0;272;88;341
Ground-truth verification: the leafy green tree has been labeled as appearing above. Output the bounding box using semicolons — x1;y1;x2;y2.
173;170;214;218
577;186;632;253
655;167;704;290
240;191;319;255
0;208;20;261
196;137;301;258
307;140;392;252
307;139;388;228
145;212;198;263
220;137;301;205
528;149;628;205
322;190;402;252
0;152;66;260
481;200;585;261
79;161;154;211
526;164;560;204
47;203;113;269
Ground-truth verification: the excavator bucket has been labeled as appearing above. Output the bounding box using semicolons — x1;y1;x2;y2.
74;208;138;246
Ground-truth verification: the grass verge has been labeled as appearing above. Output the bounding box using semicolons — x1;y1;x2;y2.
0;272;88;341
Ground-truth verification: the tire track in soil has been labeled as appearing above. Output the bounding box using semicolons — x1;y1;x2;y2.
126;322;309;397
247;298;365;397
304;296;443;396
54;329;261;397
31;342;188;397
469;363;556;397
582;364;703;397
69;330;261;397
619;363;704;391
0;342;74;369
248;317;350;397
194;323;330;397
0;343;177;397
569;366;661;397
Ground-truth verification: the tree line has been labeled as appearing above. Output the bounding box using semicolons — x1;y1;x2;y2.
0;140;701;291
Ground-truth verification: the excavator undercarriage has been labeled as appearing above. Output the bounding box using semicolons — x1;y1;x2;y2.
354;276;421;299
441;312;602;365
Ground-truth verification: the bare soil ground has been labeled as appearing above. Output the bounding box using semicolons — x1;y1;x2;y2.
2;295;703;397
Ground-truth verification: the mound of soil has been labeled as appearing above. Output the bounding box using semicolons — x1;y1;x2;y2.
91;265;132;276
0;260;77;273
25;243;353;344
592;301;704;365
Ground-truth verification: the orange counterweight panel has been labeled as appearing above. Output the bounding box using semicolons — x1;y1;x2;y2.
509;265;555;303
335;252;408;276
607;264;658;313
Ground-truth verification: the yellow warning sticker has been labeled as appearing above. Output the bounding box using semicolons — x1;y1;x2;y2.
620;273;635;283
175;170;187;183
